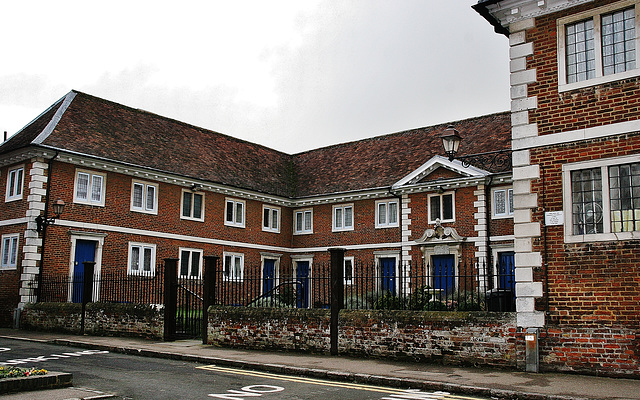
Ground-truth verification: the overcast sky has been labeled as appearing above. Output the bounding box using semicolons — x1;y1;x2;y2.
1;1;509;154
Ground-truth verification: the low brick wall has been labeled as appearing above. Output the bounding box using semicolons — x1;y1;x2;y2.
540;325;640;377
207;307;518;368
20;302;164;339
340;310;517;367
208;307;330;352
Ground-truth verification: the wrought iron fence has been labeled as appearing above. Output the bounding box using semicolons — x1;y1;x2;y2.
33;265;164;305
30;258;515;312
218;259;515;312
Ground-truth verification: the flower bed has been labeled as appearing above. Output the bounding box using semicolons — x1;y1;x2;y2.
0;366;48;379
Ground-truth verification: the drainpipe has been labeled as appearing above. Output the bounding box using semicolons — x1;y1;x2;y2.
485;176;494;290
36;152;59;302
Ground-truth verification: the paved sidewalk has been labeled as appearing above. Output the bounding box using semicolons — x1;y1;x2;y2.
0;328;638;400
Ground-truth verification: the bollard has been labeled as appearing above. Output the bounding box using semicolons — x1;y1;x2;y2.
525;328;539;373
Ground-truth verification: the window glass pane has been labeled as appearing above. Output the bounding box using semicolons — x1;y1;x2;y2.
443;194;454;220
389;202;398;224
572;168;604;234
602;8;635;76
344;259;353;284
132;183;143;208
335;208;343;228
91;175;103;202
193;194;203;219
566;19;595;83
304;211;312;231
143;247;152;272
130;246;140;271
191;252;201;277
296;212;303;231
495;190;506;215
344;207;353;228
430;196;441;221
235;202;243;224
77;173;89;200
609;162;640;232
226;201;234;222
508;189;514;214
182;192;192;217
234;256;242;280
10;237;17;265
224;255;231;278
2;238;9;266
263;208;270;228
272;209;279;230
146;185;156;210
180;250;190;276
378;203;386;225
14;169;22;197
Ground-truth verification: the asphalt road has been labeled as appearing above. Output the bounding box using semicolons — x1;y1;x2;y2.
0;338;489;400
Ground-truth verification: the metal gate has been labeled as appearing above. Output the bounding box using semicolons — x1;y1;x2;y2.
164;257;218;342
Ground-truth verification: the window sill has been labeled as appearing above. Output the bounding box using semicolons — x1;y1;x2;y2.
564;230;640;243
558;69;640;93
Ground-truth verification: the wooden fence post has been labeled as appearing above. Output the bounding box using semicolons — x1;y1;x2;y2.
329;248;345;356
202;255;219;345
163;258;179;341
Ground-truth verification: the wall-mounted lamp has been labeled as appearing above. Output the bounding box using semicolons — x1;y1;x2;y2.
440;125;512;172
190;183;203;192
35;199;65;233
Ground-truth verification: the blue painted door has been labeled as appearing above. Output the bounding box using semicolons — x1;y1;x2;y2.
498;252;515;291
380;257;396;295
432;255;455;295
263;259;276;295
296;261;310;308
72;240;96;303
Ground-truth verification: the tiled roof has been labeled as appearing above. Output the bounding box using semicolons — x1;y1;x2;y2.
1;90;510;199
293;113;511;197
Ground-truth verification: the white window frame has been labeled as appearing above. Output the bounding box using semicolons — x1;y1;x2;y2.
1;233;19;270
344;256;355;285
223;252;244;282
375;199;399;228
127;242;156;276
179;248;203;279
557;0;640;92
5;165;24;202
294;208;313;235
181;190;205;222
131;180;158;214
262;205;281;233
563;154;640;243
492;187;514;219
427;192;455;224
74;169;106;206
332;203;354;232
225;198;246;228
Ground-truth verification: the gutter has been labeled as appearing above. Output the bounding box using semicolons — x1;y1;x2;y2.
472;0;510;37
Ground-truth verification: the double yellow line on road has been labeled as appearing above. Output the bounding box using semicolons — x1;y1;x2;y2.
197;365;483;400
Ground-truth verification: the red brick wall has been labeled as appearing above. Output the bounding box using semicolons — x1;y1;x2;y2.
208;308;518;368
528;0;640;136
530;135;640;328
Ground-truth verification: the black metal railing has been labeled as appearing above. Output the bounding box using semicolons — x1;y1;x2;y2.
30;258;515;312
32;266;164;305
217;260;515;312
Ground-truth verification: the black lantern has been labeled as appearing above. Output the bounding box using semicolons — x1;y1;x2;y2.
441;125;462;161
36;199;65;233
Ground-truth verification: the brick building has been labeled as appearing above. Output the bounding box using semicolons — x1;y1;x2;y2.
0;91;512;325
475;0;640;376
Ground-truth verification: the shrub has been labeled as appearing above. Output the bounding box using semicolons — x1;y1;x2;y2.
373;291;404;310
407;285;433;310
